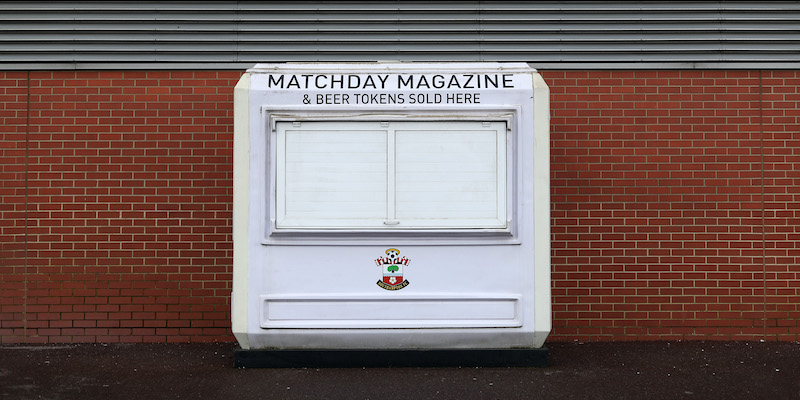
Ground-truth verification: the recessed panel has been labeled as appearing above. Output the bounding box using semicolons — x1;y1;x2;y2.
261;296;520;328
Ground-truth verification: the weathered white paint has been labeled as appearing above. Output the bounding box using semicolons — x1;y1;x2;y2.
232;62;550;349
275;120;506;229
231;73;251;349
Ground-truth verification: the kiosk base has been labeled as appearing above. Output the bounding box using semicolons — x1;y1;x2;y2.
233;347;548;368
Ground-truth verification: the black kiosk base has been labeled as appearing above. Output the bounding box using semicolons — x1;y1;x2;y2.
234;347;549;368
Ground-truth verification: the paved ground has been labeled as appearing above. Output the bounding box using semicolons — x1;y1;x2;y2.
1;341;799;400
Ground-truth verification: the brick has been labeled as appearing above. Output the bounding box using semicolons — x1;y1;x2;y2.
548;69;800;342
4;68;800;343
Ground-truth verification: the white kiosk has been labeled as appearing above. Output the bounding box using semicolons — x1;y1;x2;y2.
232;63;550;367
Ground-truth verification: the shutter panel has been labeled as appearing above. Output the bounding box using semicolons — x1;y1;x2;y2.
395;122;506;228
274;120;507;230
277;123;387;228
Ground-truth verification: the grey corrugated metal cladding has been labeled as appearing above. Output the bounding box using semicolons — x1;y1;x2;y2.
1;1;799;68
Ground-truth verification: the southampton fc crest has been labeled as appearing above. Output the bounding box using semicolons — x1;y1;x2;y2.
375;248;410;290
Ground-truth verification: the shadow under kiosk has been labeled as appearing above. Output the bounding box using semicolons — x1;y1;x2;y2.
232;62;550;367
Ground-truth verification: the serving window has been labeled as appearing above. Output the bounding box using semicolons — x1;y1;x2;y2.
273;120;509;231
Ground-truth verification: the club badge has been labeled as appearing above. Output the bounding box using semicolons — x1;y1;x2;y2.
375;248;410;290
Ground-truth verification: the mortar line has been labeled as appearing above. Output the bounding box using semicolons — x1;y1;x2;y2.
759;70;766;340
23;70;30;342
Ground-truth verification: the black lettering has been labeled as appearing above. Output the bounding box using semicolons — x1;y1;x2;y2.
416;75;430;89
315;75;327;89
409;93;442;103
267;75;284;88
484;74;498;89
377;75;389;89
432;75;445;89
445;93;481;104
330;75;344;88
447;75;462;89
363;75;376;89
398;75;413;89
502;74;513;88
286;75;300;89
463;74;475;88
315;93;350;104
301;75;312;88
347;75;361;89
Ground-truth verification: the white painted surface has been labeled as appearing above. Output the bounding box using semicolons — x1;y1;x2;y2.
278;124;387;227
275;120;506;229
395;123;505;226
232;62;549;350
231;73;251;349
261;295;520;328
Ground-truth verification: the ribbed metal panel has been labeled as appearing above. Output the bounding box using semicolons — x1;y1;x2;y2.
1;1;799;69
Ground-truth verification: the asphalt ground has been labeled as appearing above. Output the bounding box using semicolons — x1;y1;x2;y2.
1;341;799;400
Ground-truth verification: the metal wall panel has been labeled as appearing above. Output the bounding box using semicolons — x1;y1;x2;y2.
1;1;799;69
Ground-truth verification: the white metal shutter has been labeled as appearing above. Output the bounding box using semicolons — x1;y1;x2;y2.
274;120;507;230
394;123;506;228
277;124;387;228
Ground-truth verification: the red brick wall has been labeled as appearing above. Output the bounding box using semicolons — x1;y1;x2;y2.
1;71;241;343
0;69;798;343
548;70;799;341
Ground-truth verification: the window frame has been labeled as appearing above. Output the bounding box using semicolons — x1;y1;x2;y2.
262;109;521;245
